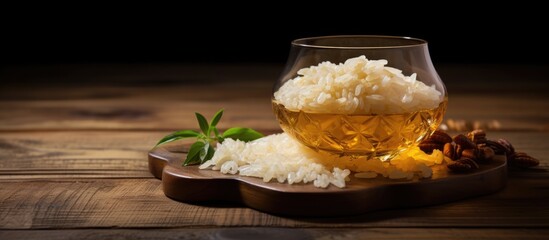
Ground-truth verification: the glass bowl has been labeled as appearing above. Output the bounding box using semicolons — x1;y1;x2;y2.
272;35;447;160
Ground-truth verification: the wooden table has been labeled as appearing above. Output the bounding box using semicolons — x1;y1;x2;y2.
1;64;548;239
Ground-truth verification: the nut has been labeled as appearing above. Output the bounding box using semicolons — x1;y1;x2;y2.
429;130;453;144
453;134;477;149
447;161;472;172
461;148;478;159
419;140;444;154
484;140;507;155
497;138;515;156
459;157;480;169
443;143;457;160
468;129;487;144
455;144;463;159
509;152;540;168
477;146;495;163
420;129;538;173
447;157;479;173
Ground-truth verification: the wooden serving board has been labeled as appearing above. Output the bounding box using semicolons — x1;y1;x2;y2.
148;145;507;217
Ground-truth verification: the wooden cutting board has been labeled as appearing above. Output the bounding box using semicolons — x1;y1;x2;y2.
148;145;507;217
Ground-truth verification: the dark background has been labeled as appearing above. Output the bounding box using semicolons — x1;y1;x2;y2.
2;5;548;65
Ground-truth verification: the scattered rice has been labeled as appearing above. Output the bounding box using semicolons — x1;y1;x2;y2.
199;133;444;188
274;55;443;114
200;133;350;188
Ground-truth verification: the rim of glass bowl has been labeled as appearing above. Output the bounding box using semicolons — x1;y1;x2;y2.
292;35;427;49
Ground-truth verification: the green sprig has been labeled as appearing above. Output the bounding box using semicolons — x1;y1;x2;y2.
154;109;263;166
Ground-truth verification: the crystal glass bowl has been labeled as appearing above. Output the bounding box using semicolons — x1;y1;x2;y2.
272;35;447;160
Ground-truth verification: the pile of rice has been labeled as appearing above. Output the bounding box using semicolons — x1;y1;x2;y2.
274;55;443;114
200;133;444;188
200;133;350;188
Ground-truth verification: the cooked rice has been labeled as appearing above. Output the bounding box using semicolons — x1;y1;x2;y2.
274;55;443;114
199;133;444;188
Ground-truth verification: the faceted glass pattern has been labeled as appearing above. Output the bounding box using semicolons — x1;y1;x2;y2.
273;101;447;159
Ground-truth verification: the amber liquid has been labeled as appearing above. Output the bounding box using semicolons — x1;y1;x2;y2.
272;100;447;160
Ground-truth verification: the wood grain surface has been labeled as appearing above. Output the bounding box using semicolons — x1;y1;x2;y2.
0;90;547;131
149;145;508;216
1;64;548;239
1;177;548;229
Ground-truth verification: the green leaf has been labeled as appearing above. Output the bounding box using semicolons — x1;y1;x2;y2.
154;110;260;166
222;127;263;142
213;127;220;137
154;130;200;147
199;142;210;161
210;109;224;128
196;142;216;164
213;128;223;142
184;141;205;166
207;109;224;137
195;112;209;135
204;144;215;163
